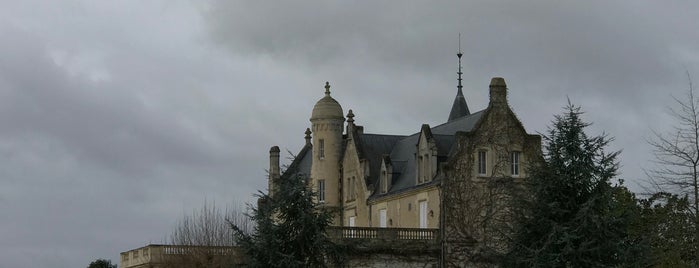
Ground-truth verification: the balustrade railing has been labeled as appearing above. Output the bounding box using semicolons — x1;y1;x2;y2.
327;227;439;241
161;245;236;255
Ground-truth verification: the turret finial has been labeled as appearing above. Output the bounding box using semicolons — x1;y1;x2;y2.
324;81;331;95
304;128;312;145
346;109;355;123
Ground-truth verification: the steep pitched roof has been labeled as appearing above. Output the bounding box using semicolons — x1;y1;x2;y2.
280;144;313;180
368;109;485;199
280;109;487;200
447;89;470;122
354;133;405;188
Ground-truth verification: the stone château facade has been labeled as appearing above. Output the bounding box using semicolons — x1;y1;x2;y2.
269;74;541;266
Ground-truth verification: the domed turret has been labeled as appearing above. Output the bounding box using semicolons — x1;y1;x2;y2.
311;82;344;121
309;82;344;224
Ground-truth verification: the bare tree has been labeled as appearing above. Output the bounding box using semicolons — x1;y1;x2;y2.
164;201;252;267
647;72;699;263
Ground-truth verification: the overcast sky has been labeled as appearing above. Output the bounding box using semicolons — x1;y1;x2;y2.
1;1;698;267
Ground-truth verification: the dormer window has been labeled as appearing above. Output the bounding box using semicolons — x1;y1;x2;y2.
346;176;357;201
416;125;436;184
380;156;392;193
423;153;429;182
417;155;424;184
318;139;325;159
381;171;388;193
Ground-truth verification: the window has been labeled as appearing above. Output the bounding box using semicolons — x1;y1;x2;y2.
379;209;387;228
478;150;487;175
381;171;387;193
318;179;325;202
349;216;356;227
511;151;520;176
419;200;428;228
417;155;424;183
347;177;357;201
352;177;356;198
423;154;429;182
133;250;139;258
318;139;325;159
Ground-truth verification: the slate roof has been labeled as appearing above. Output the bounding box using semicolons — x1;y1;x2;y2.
370;109;485;199
282;109;486;200
447;89;470;122
280;144;312;180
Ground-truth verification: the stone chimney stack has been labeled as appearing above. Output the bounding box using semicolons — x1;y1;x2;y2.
489;77;507;106
269;146;280;195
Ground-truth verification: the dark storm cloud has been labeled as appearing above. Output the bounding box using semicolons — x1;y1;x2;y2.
0;26;222;176
1;0;698;267
0;2;268;267
203;0;699;180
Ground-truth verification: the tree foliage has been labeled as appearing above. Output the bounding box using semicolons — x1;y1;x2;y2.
646;73;699;264
506;102;640;267
87;259;117;268
631;192;695;267
231;174;342;267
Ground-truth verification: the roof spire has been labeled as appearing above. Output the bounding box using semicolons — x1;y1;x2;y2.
324;81;331;96
457;33;463;96
448;33;470;122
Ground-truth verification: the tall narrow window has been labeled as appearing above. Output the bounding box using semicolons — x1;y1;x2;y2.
419;200;428;228
352;177;356;198
350;177;355;199
417;156;424;183
478;150;487;175
511;151;520;176
381;171;387;193
318;139;325;159
379;209;387;228
424;154;430;182
318;179;325;202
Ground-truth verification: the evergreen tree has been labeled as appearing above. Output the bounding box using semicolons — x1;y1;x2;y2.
231;174;342;267
506;102;639;267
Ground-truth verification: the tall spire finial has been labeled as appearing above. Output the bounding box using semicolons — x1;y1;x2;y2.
448;33;470;122
324;81;331;95
457;33;463;96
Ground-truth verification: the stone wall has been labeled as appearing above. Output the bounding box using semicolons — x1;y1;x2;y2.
344;253;438;268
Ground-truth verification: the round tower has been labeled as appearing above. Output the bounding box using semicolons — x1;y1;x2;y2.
310;82;344;210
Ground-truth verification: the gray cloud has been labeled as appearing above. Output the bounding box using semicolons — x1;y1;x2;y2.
0;0;698;267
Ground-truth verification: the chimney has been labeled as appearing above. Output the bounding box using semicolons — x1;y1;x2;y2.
269;146;280;195
489;77;507;106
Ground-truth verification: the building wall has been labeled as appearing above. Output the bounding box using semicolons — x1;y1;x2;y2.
341;138;371;227
441;84;541;266
345;253;438;268
310;119;344;224
368;187;440;228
